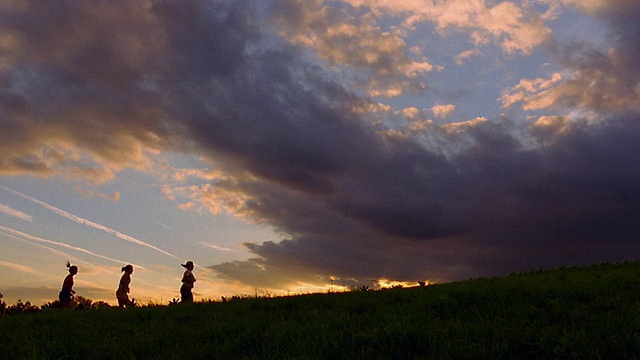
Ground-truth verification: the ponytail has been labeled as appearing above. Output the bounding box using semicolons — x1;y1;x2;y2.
66;261;78;273
122;264;133;273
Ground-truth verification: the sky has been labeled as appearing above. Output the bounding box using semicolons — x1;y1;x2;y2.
1;0;639;305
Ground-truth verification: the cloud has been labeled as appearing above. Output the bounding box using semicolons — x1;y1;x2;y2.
440;116;488;133
0;203;32;221
270;0;431;97
454;48;479;65
0;260;40;276
0;0;183;181
343;0;554;55
0;286;58;305
1;0;640;293
212;112;640;288
75;185;121;202
502;1;640;114
556;0;639;15
195;0;640;285
500;72;564;109
431;104;456;119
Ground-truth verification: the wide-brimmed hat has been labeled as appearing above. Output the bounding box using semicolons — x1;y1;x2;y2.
181;261;194;268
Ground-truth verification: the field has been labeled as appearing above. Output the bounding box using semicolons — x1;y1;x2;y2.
1;261;640;359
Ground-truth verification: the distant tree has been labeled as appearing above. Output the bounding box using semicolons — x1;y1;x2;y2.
41;299;63;309
6;300;41;315
71;295;111;310
0;292;6;316
91;300;112;309
42;296;110;312
1;295;111;316
73;295;94;310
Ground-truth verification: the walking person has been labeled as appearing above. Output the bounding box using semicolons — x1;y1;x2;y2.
180;261;196;303
116;264;134;308
59;261;78;308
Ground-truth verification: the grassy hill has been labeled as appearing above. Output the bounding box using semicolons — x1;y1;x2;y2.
2;261;640;359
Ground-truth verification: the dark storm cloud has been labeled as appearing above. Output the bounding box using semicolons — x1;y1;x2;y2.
2;0;640;289
211;1;640;286
0;0;194;178
212;113;640;286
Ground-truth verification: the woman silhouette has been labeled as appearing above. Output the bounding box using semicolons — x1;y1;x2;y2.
116;264;134;307
180;261;196;303
59;261;78;308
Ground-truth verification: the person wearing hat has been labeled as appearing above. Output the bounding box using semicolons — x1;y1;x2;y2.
180;261;196;303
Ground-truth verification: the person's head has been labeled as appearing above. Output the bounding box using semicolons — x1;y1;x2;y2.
66;261;78;275
181;261;194;270
122;264;134;274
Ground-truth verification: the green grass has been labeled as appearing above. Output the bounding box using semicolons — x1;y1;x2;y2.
2;261;640;359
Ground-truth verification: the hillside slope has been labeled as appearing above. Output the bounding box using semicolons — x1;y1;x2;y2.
1;262;640;359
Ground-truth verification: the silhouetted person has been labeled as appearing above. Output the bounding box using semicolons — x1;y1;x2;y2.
59;261;78;308
180;261;196;303
116;264;134;308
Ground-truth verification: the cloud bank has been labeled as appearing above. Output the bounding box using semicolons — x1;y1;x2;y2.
1;0;639;290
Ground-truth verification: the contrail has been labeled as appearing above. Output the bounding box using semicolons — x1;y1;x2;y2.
0;224;140;267
152;220;173;230
200;242;231;252
0;203;32;222
0;186;177;259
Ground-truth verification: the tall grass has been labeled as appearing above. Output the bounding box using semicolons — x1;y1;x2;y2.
1;261;640;359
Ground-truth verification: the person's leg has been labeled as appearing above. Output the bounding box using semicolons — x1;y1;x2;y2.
180;285;193;303
59;290;72;308
180;285;187;302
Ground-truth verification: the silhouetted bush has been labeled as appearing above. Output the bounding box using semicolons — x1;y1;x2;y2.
1;294;111;316
5;300;41;315
0;293;6;316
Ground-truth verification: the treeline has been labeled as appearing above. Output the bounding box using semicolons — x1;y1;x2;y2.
0;293;111;315
0;284;397;316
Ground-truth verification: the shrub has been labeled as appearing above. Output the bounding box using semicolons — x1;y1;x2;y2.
2;295;111;316
5;300;41;315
